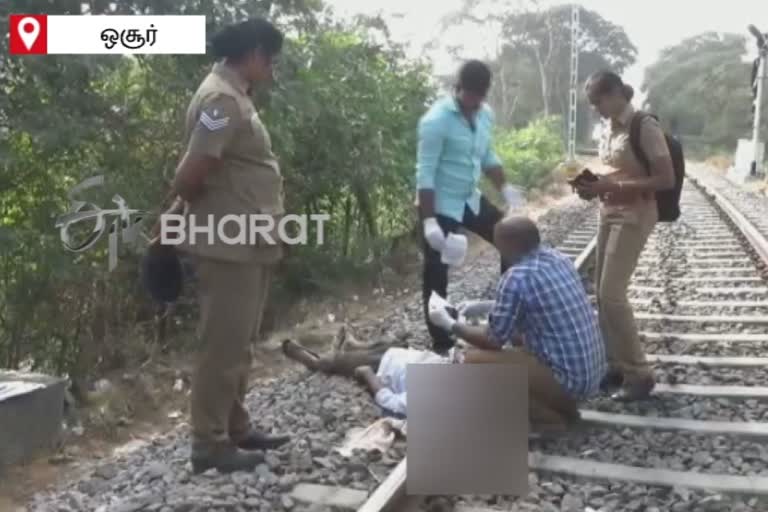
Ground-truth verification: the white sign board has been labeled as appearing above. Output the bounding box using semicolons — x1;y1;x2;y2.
728;139;765;184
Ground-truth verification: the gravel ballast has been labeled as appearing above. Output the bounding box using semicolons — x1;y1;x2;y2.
24;175;768;512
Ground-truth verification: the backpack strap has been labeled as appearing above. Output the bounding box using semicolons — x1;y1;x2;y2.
628;112;654;176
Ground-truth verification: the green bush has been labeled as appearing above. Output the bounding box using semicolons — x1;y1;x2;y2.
481;115;564;202
0;1;434;386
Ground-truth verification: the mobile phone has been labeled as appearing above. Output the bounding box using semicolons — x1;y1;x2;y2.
578;168;598;183
568;168;599;187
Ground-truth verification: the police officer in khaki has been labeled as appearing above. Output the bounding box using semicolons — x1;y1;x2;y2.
575;71;675;402
156;18;290;473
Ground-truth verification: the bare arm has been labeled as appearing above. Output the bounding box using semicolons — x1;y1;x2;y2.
451;323;503;351
417;189;436;220
480;108;507;194
484;166;505;190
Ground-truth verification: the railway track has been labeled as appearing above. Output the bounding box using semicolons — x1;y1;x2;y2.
357;170;768;512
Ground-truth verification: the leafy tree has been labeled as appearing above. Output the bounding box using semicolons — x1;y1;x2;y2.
0;0;434;394
432;1;637;144
642;32;768;155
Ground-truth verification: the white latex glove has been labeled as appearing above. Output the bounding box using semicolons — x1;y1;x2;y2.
428;291;456;331
502;184;526;212
423;217;446;252
457;300;495;319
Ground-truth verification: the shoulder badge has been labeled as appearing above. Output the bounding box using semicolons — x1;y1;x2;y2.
199;107;230;131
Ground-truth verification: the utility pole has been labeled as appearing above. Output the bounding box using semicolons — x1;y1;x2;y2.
567;4;580;163
748;25;767;176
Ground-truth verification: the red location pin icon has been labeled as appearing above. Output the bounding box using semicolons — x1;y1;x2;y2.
9;14;47;54
18;17;41;50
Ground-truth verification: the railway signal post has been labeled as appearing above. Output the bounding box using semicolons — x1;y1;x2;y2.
748;25;766;178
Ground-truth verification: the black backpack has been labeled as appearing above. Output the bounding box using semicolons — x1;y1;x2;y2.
628;113;685;222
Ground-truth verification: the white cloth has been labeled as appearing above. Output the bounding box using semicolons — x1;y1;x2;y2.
373;347;458;417
334;417;407;457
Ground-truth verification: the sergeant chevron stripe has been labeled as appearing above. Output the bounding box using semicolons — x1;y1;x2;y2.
199;111;230;131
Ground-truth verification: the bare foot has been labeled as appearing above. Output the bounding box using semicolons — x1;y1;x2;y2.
353;365;374;384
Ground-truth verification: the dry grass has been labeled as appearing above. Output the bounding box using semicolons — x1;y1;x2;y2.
704;154;732;172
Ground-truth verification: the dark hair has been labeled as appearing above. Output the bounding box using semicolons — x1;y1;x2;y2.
585;70;634;101
210;18;283;61
457;60;492;95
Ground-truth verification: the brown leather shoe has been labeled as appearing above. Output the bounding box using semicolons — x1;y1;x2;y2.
191;441;264;474
235;429;290;451
611;375;655;402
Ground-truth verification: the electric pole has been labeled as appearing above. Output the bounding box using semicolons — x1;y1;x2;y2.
748;24;767;176
567;4;580;163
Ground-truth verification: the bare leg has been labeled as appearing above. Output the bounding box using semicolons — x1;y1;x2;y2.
281;339;325;371
282;339;387;378
353;366;384;396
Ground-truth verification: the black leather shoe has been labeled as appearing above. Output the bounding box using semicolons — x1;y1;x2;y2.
611;376;655;402
432;344;454;356
600;370;624;391
191;442;264;474
235;430;290;451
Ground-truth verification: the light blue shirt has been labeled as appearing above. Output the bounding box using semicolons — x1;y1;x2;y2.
416;96;502;223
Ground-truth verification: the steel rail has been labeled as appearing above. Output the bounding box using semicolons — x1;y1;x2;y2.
357;174;768;510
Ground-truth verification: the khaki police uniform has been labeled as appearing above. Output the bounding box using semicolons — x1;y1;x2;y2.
179;61;284;446
595;104;671;385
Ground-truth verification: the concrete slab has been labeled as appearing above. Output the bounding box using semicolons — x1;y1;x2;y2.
0;370;66;472
580;410;768;438
646;354;768;367
530;452;768;495
636;313;768;324
655;383;768;398
640;331;768;343
290;483;368;509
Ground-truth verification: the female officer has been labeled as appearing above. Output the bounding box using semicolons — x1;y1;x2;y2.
158;18;290;473
575;71;675;402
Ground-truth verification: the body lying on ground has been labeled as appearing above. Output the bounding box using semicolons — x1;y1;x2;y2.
281;340;459;418
284;217;607;434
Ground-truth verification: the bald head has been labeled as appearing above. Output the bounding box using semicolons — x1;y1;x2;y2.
494;216;540;261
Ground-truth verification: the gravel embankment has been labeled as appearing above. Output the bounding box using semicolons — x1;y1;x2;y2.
689;163;768;237
455;179;768;512
28;175;768;512
25;195;596;512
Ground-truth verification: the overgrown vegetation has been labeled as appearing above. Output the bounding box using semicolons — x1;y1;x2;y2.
482;116;565;204
437;1;638;143
642;32;768;157
0;0;569;395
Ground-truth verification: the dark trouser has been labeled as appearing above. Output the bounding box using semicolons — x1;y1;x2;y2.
422;196;508;351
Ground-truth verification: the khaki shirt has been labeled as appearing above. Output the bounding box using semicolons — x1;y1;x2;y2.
177;62;284;264
598;104;670;223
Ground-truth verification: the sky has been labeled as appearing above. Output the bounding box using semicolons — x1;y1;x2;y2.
323;0;768;103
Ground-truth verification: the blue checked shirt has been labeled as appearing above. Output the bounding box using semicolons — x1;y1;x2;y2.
415;96;503;223
487;247;607;399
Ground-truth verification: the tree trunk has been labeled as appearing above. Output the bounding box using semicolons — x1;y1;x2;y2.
534;48;550;116
342;194;352;257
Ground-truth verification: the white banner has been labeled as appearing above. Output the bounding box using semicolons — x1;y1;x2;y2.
10;15;207;55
